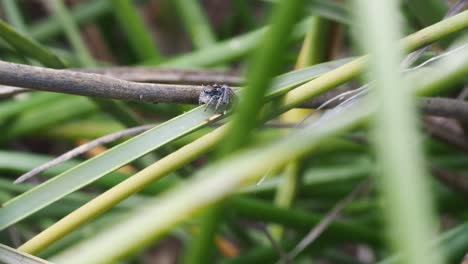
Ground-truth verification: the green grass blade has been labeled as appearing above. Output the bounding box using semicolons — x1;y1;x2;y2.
229;197;379;243
296;17;332;67
47;0;96;67
1;0;28;34
221;0;304;153
182;1;304;256
0;151;174;194
173;0;217;49
352;1;443;263
406;0;448;27
0;19;65;68
267;58;352;97
0;59;348;231
111;0;163;62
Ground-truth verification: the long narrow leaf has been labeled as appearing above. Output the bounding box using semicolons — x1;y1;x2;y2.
353;1;442;264
0;19;65;68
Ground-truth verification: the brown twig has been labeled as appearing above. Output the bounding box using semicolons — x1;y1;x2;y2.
14;125;154;184
420;97;468;123
0;66;242;99
240;220;290;264
0;60;235;104
2;61;468;124
304;95;468;123
283;181;371;263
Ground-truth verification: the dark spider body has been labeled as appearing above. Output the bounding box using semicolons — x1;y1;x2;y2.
199;84;236;113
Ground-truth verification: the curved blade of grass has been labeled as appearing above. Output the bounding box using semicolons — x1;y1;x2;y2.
173;0;217;49
0;19;65;68
0;151;173;194
0;59;350;231
0;244;52;264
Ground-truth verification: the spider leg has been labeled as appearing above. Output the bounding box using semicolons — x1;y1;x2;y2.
223;88;232;106
204;96;216;112
215;96;223;112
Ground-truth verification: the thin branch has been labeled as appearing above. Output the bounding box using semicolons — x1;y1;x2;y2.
0;66;242;99
240;220;290;264
258;224;290;264
283;181;371;263
2;60;468;123
304;95;468;123
14;125;154;184
420;97;468;123
402;0;468;67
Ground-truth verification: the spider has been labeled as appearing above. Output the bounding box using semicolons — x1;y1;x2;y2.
199;84;236;114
